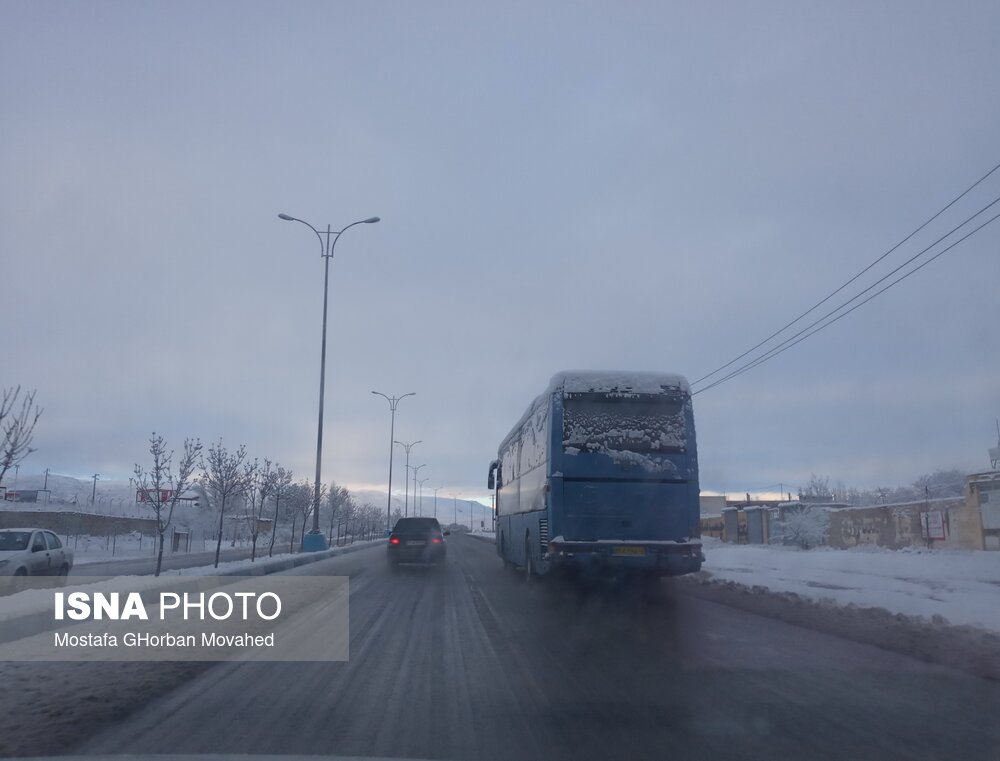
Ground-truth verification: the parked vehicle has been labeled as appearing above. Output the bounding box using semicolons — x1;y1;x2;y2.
489;371;703;580
0;528;74;577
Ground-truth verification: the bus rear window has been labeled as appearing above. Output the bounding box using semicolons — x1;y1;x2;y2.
562;394;687;454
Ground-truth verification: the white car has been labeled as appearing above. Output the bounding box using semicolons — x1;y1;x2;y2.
0;528;74;577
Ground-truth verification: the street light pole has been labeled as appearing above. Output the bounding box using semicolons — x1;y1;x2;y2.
418;477;429;517
394;440;421;517
411;464;427;516
433;486;442;519
278;212;380;551
371;391;415;531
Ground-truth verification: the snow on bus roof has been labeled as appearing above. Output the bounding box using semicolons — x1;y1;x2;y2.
497;371;691;453
551;370;690;395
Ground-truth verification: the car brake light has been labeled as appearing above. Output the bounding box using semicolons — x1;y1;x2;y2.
432;537;441;544
390;537;401;545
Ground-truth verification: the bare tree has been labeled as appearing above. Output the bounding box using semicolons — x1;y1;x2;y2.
358;502;379;540
0;386;42;487
799;473;832;502
244;458;279;562
268;465;293;558
134;433;202;576
201;440;254;568
285;480;316;553
780;505;830;549
325;482;354;546
912;468;966;500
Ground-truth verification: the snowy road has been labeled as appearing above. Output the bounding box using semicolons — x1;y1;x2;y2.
39;536;1000;759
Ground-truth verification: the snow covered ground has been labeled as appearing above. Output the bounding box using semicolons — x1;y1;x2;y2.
700;537;1000;634
68;534;212;564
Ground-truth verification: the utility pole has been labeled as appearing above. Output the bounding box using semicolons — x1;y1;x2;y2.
433;486;442;519
91;473;100;505
453;495;458;527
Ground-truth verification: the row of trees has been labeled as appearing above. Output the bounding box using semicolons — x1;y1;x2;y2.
799;469;968;506
781;468;972;550
134;434;389;576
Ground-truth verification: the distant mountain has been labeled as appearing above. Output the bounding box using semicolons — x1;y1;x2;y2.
2;473;137;506
349;488;489;525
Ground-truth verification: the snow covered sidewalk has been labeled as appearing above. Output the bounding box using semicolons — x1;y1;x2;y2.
699;538;1000;635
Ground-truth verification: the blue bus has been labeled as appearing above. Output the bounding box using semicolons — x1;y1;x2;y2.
488;371;703;579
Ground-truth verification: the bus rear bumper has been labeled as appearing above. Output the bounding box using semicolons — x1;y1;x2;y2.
546;539;704;577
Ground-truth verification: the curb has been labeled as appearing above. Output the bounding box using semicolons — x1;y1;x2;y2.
218;539;384;577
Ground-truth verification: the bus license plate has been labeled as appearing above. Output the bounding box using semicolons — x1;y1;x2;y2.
613;546;646;556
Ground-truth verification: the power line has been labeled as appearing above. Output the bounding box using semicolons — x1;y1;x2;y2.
695;206;1000;395
692;160;1000;388
693;205;1000;395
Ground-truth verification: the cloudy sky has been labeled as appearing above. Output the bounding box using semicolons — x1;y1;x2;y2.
3;0;998;504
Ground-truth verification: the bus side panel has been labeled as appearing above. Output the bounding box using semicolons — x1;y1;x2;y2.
497;498;550;573
500;509;549;572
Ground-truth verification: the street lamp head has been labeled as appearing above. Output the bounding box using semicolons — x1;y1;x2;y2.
363;216;380;224
277;213;295;221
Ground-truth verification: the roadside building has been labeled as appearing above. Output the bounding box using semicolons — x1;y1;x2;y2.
967;470;1000;550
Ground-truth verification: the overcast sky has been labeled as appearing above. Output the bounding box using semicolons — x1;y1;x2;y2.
3;0;998;504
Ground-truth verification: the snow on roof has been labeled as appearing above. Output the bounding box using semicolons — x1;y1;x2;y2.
497;371;691;454
550;370;689;395
968;470;1000;484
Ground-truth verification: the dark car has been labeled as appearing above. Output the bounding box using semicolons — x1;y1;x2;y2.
387;517;449;569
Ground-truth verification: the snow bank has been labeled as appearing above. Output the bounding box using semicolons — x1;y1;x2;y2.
700;538;1000;634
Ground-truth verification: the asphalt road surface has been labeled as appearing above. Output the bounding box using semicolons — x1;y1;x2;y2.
78;535;1000;761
